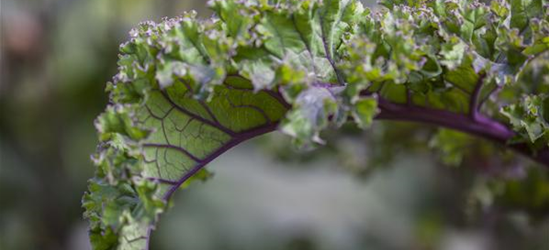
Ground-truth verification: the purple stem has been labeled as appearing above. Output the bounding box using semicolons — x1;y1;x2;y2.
157;88;549;204
161;123;279;201
469;73;486;121
373;95;549;167
145;123;279;249
376;97;513;141
144;83;549;249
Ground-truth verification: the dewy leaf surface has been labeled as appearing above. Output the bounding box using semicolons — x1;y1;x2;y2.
84;0;549;249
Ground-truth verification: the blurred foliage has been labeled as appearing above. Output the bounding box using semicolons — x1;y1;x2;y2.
0;0;548;250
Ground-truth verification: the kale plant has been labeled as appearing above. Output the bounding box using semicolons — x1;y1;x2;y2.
83;0;549;249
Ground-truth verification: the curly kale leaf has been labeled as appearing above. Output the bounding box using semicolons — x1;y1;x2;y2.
83;0;549;249
84;1;365;249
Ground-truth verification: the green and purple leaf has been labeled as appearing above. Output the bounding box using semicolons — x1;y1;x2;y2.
83;0;549;249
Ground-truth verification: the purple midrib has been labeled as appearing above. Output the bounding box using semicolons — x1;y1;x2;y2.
162;90;549;201
143;87;549;250
161;90;548;203
161;122;279;201
374;96;549;167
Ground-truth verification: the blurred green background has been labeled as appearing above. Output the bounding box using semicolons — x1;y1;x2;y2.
1;1;548;250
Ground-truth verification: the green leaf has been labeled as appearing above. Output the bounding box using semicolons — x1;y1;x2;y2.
353;97;378;128
523;19;549;56
84;0;549;248
84;1;367;248
281;85;342;147
440;36;468;70
510;0;543;30
501;94;549;146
